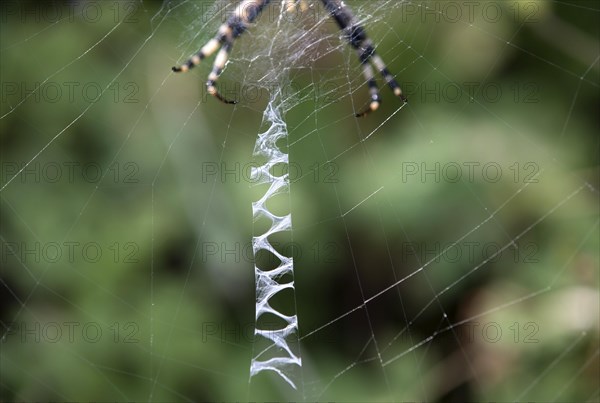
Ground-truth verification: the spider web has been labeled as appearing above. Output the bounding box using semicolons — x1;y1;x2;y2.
1;0;599;401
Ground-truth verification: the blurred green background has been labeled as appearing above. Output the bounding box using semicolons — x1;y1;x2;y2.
1;0;598;401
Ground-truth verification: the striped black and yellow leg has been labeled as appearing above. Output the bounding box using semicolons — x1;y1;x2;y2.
285;0;309;13
321;0;406;117
354;44;408;117
206;41;237;104
372;54;407;103
172;0;272;104
355;47;382;117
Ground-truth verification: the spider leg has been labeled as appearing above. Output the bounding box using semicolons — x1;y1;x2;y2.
171;35;222;73
172;0;272;104
321;0;406;117
372;53;408;102
206;40;236;104
285;0;309;13
356;46;382;117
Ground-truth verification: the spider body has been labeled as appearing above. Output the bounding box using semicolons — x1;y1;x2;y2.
173;0;407;116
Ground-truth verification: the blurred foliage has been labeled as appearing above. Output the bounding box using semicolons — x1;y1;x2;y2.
0;0;598;401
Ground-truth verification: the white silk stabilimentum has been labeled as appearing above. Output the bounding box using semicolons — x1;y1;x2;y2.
249;95;301;390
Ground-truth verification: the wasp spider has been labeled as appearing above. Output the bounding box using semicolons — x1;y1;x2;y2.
172;0;407;117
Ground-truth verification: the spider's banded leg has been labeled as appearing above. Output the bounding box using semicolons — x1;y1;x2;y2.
354;43;409;117
285;0;309;13
371;53;408;103
171;35;222;73
355;44;382;117
321;0;407;117
172;0;272;104
207;41;237;104
172;0;271;73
